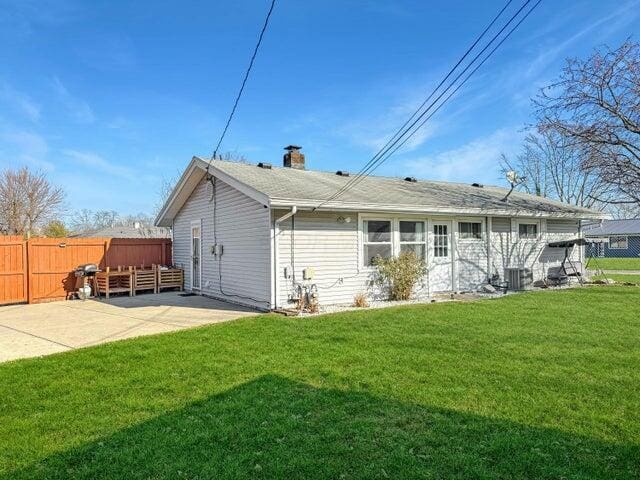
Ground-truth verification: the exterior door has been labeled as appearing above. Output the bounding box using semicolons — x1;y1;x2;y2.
190;222;201;290
429;221;453;292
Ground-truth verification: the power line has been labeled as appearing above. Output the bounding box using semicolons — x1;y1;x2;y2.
313;0;540;210
346;0;515;189
208;0;276;167
315;0;531;209
327;0;543;198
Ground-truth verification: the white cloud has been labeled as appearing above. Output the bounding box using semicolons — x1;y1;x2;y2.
0;129;54;170
62;149;134;180
525;1;640;79
0;82;41;122
52;76;95;124
402;127;523;184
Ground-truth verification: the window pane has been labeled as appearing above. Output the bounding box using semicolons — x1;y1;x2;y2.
400;221;424;242
364;244;392;265
400;243;425;260
519;223;537;238
365;220;391;242
610;236;628;249
433;224;449;257
459;222;481;239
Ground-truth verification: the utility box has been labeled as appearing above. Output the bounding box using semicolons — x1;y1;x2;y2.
303;267;315;280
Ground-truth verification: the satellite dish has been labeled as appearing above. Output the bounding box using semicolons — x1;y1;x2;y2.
506;170;519;185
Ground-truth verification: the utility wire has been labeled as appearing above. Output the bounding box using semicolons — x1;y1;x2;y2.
343;0;515;189
315;0;531;209
207;0;276;169
314;0;539;210
329;0;543;196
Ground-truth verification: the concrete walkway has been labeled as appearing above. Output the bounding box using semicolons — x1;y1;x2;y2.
0;292;258;363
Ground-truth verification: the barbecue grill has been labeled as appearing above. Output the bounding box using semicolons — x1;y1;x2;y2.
74;264;100;299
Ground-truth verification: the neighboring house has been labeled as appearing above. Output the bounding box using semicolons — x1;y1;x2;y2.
583;219;640;258
70;223;171;239
155;146;603;310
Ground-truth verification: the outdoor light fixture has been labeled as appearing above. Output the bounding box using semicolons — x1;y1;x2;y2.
337;216;352;224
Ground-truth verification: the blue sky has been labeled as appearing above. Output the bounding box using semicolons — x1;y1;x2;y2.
1;0;639;218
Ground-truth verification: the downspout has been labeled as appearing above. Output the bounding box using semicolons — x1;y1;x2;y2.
273;206;297;310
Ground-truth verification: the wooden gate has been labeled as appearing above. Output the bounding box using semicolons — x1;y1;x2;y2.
0;236;28;305
0;236;172;305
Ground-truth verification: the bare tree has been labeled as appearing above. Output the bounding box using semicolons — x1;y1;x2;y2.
0;167;65;237
535;40;640;206
92;210;120;229
70;209;94;233
500;130;614;208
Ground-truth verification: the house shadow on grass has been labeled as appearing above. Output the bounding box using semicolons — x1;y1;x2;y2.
6;375;638;479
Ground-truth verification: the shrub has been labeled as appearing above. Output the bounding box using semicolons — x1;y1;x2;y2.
374;252;426;301
353;292;369;308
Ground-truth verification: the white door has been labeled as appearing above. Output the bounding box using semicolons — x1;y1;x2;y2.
429;221;453;292
190;222;201;290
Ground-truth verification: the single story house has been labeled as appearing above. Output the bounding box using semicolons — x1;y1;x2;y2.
155;146;603;310
583;219;640;258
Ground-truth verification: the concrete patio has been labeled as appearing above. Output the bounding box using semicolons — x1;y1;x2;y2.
0;292;258;363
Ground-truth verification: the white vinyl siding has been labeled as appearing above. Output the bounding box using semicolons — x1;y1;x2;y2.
173;177;271;309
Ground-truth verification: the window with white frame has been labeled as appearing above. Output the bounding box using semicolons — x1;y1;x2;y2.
609;235;628;249
518;222;538;239
363;220;392;266
399;220;426;260
433;223;449;257
458;221;482;240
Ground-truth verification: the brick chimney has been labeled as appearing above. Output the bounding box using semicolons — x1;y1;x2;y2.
283;145;305;170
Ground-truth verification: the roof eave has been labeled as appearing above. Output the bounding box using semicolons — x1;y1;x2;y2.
269;198;607;219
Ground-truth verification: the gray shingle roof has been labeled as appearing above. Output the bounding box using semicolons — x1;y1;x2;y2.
71;226;171;238
583;219;640;236
199;158;602;218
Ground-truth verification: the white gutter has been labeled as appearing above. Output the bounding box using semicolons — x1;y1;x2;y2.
272;206;297;310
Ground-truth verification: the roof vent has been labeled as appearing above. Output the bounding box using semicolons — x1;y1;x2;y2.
257;162;272;169
471;182;483;188
336;170;350;177
404;176;417;183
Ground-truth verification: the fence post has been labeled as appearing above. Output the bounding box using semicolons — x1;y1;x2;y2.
26;239;33;304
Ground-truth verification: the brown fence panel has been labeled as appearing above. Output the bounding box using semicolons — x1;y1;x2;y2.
27;238;108;303
105;239;172;269
24;237;172;304
0;236;28;305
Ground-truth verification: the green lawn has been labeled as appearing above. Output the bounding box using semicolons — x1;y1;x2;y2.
592;273;640;284
1;287;639;479
586;257;640;270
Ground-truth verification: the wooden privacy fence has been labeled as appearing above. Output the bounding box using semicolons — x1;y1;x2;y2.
0;236;172;305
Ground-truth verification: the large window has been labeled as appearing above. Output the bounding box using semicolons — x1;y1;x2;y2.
458;221;482;240
518;223;538;239
363;220;392;265
399;221;426;260
433;223;449;258
609;235;628;249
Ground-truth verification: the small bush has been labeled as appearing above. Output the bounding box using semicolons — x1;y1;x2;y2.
374;252;426;301
353;292;369;308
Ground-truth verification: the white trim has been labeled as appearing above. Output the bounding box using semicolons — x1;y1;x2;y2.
155;157;271;227
190;219;202;291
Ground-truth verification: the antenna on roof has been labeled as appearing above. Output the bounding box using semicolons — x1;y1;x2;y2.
501;170;525;202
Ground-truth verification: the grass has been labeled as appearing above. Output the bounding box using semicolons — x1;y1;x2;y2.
592;273;640;284
1;287;639;479
586;257;640;270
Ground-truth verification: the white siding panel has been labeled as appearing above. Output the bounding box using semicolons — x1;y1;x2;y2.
275;211;374;306
173;177;271;309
